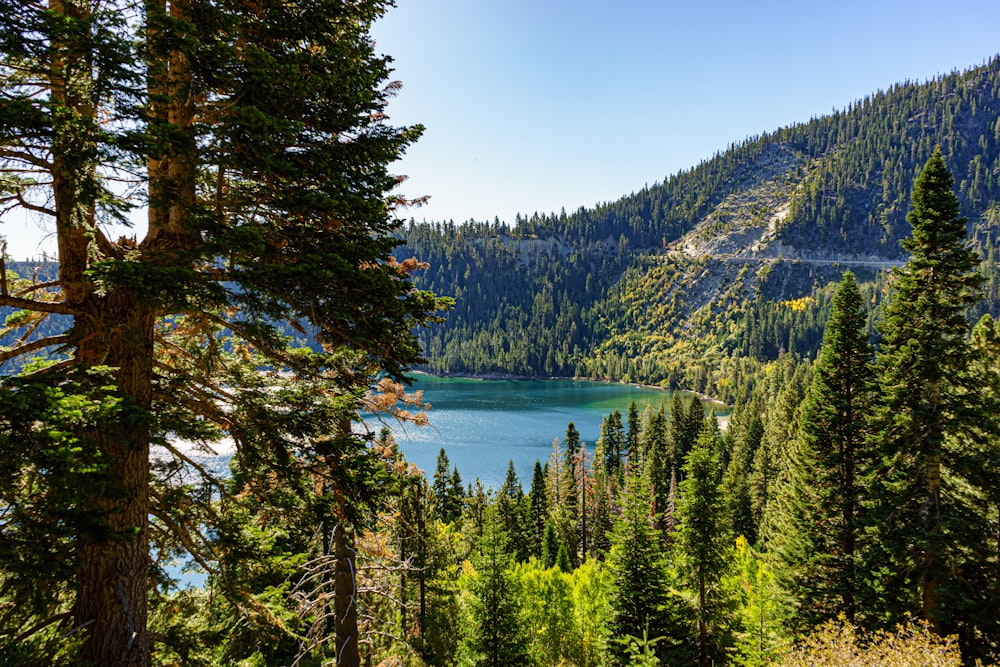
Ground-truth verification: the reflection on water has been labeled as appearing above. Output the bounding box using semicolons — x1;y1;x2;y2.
365;375;729;491
165;375;727;588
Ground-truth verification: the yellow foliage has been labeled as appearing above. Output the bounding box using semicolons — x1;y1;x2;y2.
780;296;814;312
776;618;968;667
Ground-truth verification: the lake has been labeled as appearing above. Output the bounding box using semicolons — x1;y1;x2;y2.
169;375;727;587
366;375;728;490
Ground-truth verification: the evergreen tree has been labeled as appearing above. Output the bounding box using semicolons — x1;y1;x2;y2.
722;399;764;544
599;410;626;478
607;471;693;666
752;375;804;542
675;421;735;667
626;401;641;465
565;422;581;467
529;460;549;556
968;314;1000;649
667;392;688;469
681;398;707;469
463;507;532;667
867;148;997;655
398;472;438;656
497;460;531;561
641;404;672;515
0;0;445;663
434;448;459;522
541;520;561;569
451;466;466;516
770;272;874;627
563;422;581;519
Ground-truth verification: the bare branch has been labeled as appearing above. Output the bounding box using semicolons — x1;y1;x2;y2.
12;311;51;348
152;360;238;404
14;190;55;217
0;334;71;365
12;611;72;646
13;280;61;297
20;358;75;378
0;294;73;314
0;149;51;170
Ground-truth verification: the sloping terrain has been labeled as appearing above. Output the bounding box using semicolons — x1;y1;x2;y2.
402;60;1000;400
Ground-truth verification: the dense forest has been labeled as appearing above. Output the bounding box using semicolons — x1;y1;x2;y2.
2;0;1000;664
399;57;1000;403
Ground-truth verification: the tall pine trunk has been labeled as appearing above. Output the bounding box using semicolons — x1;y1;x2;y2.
335;522;360;667
74;293;155;666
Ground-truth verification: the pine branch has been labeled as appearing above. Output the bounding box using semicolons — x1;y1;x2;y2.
148;497;219;576
0;294;74;315
12;611;72;645
12;280;60;297
153;439;227;493
0;334;71;364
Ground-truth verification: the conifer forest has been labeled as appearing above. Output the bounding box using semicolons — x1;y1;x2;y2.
2;1;1000;665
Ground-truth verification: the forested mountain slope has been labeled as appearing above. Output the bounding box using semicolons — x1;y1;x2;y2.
399;57;1000;401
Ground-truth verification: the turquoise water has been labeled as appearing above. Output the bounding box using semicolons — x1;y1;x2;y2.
367;375;728;490
170;375;726;587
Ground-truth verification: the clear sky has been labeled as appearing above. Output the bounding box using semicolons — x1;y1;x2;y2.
371;0;1000;228
3;1;1000;258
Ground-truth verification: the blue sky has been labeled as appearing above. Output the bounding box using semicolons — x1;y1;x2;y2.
372;0;1000;228
3;1;1000;258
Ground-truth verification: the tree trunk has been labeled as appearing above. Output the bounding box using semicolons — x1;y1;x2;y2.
49;0;96;307
74;293;155;666
698;575;708;667
335;522;360;667
922;449;942;632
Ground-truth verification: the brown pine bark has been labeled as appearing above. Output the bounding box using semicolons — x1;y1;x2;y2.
52;0;195;661
74;293;155;667
335;523;361;667
46;1;154;662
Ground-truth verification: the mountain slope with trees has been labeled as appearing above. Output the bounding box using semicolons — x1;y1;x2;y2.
400;57;1000;400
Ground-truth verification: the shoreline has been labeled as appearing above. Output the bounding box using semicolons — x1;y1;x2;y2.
409;369;730;408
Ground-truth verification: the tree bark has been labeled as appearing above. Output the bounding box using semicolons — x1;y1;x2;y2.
74;292;155;666
335;522;360;667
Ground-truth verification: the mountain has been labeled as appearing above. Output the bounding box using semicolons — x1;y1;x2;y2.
398;57;1000;403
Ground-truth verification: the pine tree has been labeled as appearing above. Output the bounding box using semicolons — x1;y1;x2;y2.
529;460;549;556
868;148;996;655
0;1;446;662
497;460;531;561
626;401;641;466
451;466;466;516
463;507;532;667
565;422;581;467
722;399;764;544
641;404;672;516
752;374;804;542
599;410;625;478
675;421;735;667
434;448;458;522
770;272;874;628
541;520;561;569
563;422;581;519
681;398;707;469
607;471;693;666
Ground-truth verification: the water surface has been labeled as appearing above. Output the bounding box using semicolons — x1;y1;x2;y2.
367;375;728;490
